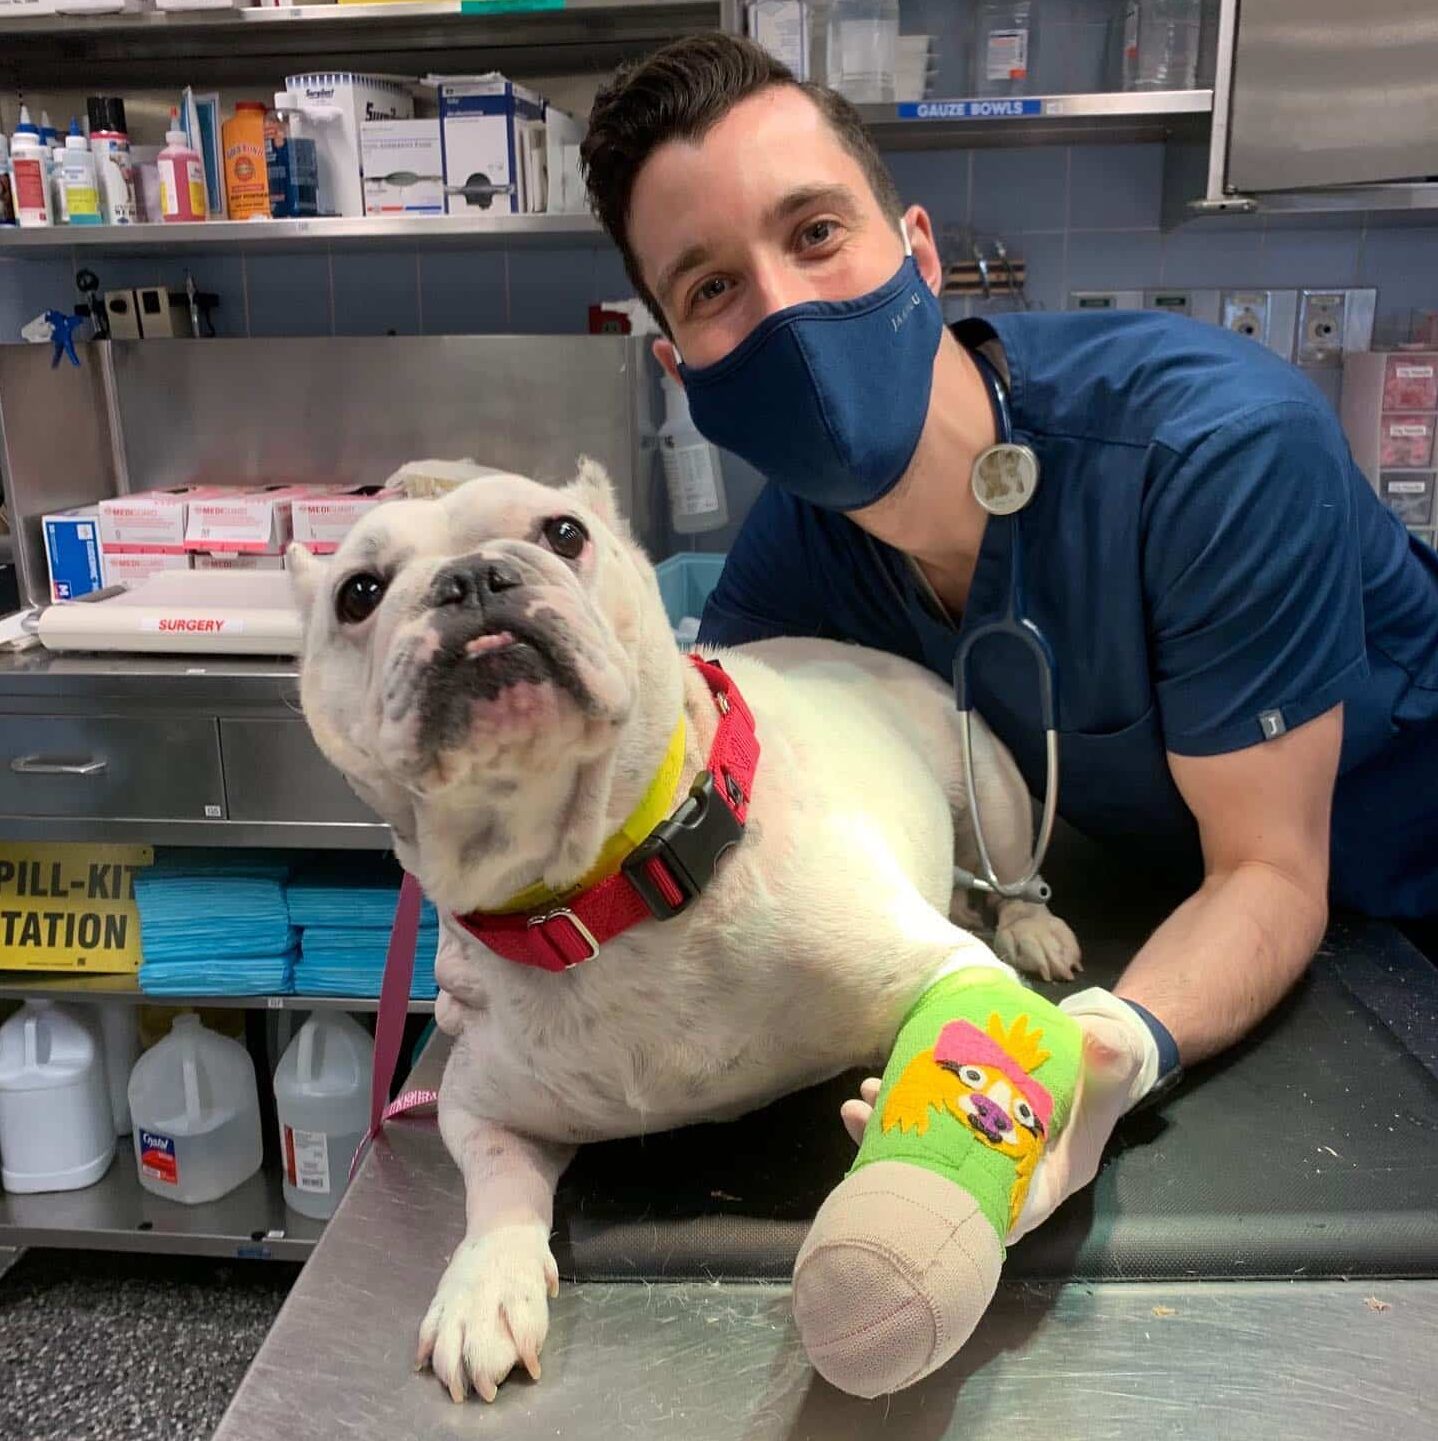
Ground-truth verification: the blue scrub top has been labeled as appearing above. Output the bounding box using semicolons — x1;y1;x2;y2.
698;311;1438;919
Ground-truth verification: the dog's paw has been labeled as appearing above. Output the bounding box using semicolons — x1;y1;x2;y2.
416;1224;560;1404
994;905;1083;983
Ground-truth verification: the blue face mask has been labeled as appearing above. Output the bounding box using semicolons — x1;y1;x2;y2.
676;227;944;512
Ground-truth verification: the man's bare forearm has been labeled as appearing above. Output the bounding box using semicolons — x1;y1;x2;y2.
1113;861;1328;1065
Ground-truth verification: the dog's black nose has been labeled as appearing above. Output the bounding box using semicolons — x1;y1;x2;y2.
430;557;523;609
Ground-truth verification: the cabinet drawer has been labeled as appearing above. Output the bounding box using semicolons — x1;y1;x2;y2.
0;715;224;820
220;719;379;825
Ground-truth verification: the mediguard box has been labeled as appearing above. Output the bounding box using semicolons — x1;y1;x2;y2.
43;507;106;602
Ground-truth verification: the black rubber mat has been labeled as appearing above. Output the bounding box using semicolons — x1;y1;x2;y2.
551;829;1438;1283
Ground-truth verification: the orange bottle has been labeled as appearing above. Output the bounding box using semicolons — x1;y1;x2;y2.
223;102;270;220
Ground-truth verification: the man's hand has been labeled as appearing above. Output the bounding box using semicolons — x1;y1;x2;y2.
839;988;1157;1242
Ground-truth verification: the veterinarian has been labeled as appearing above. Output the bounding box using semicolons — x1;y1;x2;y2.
580;33;1438;1226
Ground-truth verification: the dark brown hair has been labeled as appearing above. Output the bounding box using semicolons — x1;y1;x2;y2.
582;33;903;326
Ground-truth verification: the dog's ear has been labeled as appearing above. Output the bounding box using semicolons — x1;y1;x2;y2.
287;542;325;614
566;456;622;530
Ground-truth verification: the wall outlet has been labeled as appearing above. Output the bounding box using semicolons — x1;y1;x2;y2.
1222;290;1271;344
1298;290;1347;365
1144;289;1221;324
1069;290;1143;311
1221;289;1298;361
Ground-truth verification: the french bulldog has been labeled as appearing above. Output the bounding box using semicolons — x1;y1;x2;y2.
290;459;1080;1404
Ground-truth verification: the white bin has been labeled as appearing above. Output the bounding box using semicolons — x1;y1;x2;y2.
128;1014;263;1205
274;1012;373;1220
0;1000;116;1193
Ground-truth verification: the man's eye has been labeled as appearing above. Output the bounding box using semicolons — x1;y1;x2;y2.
693;276;730;309
801;219;839;248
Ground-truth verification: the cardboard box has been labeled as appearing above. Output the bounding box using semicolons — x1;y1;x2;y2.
434;74;546;216
543;103;585;215
43;507;106;602
362;119;444;216
193;552;287;571
184;486;313;555
103;551;192;589
99;487;222;554
0;842;153;974
292;485;398;553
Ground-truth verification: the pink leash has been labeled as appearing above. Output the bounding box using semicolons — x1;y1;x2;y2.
348;871;438;1183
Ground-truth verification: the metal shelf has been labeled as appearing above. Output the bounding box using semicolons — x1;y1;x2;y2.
0;972;433;1011
0;1151;326;1260
1;0;722;85
860;88;1213;149
0;213;606;258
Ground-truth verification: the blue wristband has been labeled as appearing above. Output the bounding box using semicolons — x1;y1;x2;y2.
1121;998;1183;1081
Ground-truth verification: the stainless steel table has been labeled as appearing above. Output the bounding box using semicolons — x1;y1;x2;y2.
216;1040;1438;1441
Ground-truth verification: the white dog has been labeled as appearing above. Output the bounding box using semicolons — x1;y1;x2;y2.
291;461;1080;1404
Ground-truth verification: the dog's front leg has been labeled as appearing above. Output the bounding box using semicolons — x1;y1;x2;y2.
417;1094;575;1403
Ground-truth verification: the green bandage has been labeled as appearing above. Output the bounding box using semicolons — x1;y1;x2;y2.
850;967;1083;1245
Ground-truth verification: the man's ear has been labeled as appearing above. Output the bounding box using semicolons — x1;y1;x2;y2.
567;456;623;531
904;204;943;297
287;542;325;614
652;337;682;385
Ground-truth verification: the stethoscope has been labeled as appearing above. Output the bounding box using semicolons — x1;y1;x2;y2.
951;351;1060;905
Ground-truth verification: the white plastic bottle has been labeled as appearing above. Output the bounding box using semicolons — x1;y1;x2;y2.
659;372;729;535
0;1000;116;1193
88;96;138;226
827;0;899;103
1123;0;1202;91
10;108;54;228
974;0;1034;98
273;1012;374;1220
127;1013;262;1205
50;144;70;224
61;123;102;225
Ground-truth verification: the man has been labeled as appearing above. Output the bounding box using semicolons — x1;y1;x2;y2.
580;34;1438;1229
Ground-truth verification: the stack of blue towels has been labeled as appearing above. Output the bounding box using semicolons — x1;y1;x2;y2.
135;852;297;996
289;860;440;999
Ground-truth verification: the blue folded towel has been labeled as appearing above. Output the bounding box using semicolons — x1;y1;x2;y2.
135;874;296;961
294;925;440;999
287;862;437;930
139;950;296;997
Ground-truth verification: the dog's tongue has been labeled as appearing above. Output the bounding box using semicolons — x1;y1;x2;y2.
465;631;516;657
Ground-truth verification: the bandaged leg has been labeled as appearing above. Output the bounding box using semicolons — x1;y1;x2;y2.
792;966;1082;1397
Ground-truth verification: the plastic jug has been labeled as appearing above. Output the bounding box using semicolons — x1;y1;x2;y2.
0;1000;116;1193
273;1012;373;1219
127;1013;262;1204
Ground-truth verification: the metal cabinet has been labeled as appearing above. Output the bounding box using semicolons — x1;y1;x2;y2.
220;719;378;826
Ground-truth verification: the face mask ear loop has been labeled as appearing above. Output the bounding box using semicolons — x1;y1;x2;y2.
901;217;913;258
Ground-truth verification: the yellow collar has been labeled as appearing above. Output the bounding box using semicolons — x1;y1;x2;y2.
492;714;687;914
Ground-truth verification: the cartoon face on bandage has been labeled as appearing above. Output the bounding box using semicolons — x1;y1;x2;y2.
932;1014;1054;1151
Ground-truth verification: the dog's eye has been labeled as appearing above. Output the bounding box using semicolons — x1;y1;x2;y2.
335;572;387;626
541;515;588;561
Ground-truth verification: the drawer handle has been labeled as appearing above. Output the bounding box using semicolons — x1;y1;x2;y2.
10;755;108;777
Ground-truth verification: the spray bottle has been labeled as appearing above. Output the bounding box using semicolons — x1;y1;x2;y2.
10;107;53;228
158;107;207;223
658;370;729;534
87;96;137;226
0;134;17;227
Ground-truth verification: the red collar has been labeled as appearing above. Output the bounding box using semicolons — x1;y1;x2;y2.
451;655;759;972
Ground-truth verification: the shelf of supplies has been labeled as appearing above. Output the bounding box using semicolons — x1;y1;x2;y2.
0;1152;327;1260
0;0;722;81
0;212;606;256
858;88;1213;149
0;972;435;1012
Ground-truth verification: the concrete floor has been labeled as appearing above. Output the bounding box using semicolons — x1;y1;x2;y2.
0;1248;299;1441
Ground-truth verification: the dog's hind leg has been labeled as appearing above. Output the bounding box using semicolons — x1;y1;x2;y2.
416;1089;575;1404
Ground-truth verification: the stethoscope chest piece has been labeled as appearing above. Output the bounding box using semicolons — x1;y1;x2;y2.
971;441;1040;516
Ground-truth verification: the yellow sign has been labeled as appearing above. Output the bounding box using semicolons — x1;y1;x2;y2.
0;844;153;973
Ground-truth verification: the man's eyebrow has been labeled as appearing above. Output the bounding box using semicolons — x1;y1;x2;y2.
656;242;711;308
764;183;862;227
